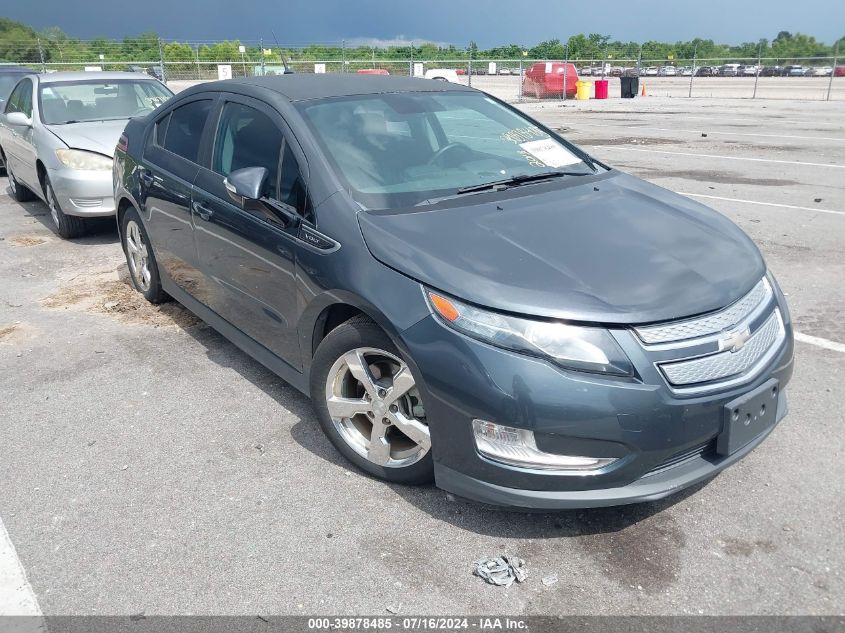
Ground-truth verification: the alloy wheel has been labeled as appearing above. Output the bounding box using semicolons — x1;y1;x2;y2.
125;220;152;291
325;347;430;468
47;185;60;227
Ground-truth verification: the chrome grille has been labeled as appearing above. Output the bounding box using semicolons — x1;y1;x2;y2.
659;309;784;387
636;278;771;345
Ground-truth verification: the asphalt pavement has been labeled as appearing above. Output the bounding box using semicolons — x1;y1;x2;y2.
0;96;842;616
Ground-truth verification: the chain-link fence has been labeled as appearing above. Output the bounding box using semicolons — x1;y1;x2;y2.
1;37;842;102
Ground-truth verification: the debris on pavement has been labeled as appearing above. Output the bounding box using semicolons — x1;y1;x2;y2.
386;603;402;614
542;574;559;586
473;555;527;587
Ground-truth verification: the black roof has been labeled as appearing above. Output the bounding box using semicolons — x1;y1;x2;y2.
200;73;474;102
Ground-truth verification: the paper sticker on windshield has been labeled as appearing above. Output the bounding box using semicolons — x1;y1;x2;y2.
142;96;168;109
518;139;581;168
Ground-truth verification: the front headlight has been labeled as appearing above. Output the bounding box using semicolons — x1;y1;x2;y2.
426;290;633;376
55;149;113;171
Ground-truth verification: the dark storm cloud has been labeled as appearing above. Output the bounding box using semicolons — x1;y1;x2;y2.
4;0;843;45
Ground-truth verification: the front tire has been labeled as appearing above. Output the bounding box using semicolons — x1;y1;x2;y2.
45;177;86;239
310;317;433;484
121;206;167;304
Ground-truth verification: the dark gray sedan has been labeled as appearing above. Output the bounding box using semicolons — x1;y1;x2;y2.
113;75;794;508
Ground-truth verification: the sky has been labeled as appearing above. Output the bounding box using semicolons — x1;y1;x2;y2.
4;0;843;46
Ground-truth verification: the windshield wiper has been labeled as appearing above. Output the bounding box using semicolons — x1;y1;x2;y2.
455;170;591;195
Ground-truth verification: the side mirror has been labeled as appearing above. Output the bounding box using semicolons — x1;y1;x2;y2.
5;111;32;127
224;166;269;203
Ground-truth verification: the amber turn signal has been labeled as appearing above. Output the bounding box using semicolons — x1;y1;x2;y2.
428;293;461;322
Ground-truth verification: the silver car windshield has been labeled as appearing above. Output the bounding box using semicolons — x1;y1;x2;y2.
39;79;173;125
299;92;594;209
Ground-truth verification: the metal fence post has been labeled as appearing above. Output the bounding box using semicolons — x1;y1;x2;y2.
688;43;697;97
158;38;167;84
260;38;265;76
341;40;346;73
468;55;472;88
827;42;839;101
563;42;569;101
409;40;414;77
518;59;523;102
195;46;201;80
752;42;762;99
637;44;642;78
37;37;46;72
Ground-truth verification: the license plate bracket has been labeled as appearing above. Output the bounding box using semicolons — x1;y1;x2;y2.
718;378;780;456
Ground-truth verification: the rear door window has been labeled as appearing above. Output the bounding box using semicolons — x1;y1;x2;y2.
162;99;212;163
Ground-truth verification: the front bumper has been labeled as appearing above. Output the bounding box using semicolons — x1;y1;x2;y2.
48;167;115;217
400;314;794;509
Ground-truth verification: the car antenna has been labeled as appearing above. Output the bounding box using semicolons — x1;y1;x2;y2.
270;29;292;74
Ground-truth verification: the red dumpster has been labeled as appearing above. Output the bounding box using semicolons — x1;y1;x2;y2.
594;79;609;99
522;62;579;98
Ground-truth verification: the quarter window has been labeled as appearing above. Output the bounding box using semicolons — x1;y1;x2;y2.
162;99;212;163
213;102;283;198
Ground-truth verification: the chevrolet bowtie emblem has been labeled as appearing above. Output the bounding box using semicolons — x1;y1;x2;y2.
719;327;752;353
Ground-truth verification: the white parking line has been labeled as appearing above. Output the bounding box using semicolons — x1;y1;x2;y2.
572;122;845;142
0;518;42;617
586;146;845;169
794;332;845;353
675;192;845;216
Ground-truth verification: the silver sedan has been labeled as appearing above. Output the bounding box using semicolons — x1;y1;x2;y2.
0;71;173;238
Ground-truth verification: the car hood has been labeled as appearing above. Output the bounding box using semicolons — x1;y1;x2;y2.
45;119;129;157
357;172;766;324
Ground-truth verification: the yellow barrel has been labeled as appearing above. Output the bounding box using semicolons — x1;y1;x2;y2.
576;80;592;100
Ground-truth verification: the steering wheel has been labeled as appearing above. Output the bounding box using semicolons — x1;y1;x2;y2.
427;142;469;166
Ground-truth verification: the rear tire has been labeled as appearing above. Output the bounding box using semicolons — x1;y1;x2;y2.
45;177;86;239
121;206;167;304
5;158;36;202
310;317;434;485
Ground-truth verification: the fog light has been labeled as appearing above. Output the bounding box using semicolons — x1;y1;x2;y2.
472;420;617;472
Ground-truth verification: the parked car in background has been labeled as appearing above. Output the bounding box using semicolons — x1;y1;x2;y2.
695;66;716;76
760;66;784;76
679;66;693;76
805;66;832;77
0;66;32;173
609;66;624;77
784;65;805;76
579;66;593;76
644;66;658;76
357;69;390;75
522;62;579;98
423;69;460;83
835;66;845;77
497;67;514;75
112;74;794;509
720;64;741;77
738;65;758;76
0;71;173;238
657;66;677;76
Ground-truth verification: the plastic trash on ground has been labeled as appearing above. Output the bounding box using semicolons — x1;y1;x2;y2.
472;555;527;587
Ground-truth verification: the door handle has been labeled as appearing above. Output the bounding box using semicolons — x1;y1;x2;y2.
139;170;154;187
192;201;214;221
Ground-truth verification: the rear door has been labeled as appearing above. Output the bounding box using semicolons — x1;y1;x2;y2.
140;96;215;295
192;94;309;368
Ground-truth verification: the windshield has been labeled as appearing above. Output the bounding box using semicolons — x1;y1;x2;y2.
38;79;173;125
298;91;596;209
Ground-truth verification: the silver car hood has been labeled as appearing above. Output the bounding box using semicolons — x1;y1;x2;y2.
45;119;129;157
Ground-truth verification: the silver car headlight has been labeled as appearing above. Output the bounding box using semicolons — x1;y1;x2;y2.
426;290;633;376
55;149;113;171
